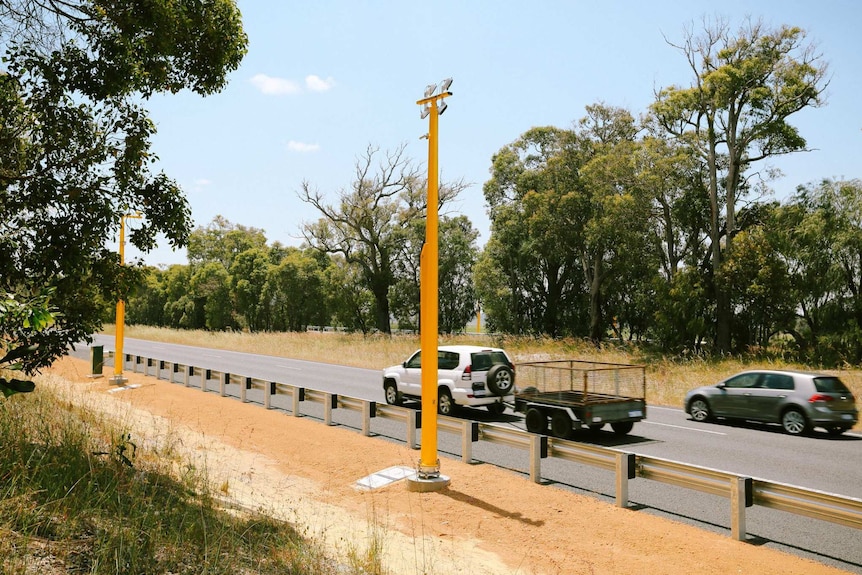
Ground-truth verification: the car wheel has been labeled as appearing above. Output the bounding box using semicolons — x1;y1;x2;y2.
438;388;455;416
550;411;573;438
781;408;809;435
610;421;634;435
525;408;547;434
384;382;402;406
689;398;712;422
486;402;506;416
486;364;515;396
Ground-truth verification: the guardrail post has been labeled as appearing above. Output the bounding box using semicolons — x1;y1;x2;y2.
220;372;229;397
172;362;180;384
731;476;753;541
265;381;274;409
616;452;636;508
324;393;336;425
530;435;547;483
292;387;305;417
408;410;420;449
131;355;138;374
362;401;376;436
202;369;210;392
461;421;478;463
184;366;192;387
241;377;250;403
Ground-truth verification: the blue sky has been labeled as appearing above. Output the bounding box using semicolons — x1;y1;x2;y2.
127;0;862;267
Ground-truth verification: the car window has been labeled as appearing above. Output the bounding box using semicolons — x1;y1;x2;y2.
405;351;422;369
724;373;761;388
438;351;460;370
470;352;493;371
813;377;851;393
763;374;794;390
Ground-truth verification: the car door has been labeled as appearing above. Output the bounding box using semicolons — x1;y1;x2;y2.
401;350;423;396
712;372;763;418
744;373;794;422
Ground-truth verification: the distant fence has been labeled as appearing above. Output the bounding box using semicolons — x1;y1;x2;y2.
116;351;862;542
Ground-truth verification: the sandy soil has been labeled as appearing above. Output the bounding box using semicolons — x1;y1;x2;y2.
43;356;852;575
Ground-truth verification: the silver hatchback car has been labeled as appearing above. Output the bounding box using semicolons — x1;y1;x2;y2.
684;370;858;436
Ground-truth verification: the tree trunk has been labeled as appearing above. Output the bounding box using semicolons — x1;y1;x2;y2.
588;254;603;344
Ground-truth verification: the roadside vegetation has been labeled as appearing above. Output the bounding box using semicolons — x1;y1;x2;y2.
0;372;379;575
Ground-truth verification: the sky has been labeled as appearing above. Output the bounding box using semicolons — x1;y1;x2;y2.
124;0;862;267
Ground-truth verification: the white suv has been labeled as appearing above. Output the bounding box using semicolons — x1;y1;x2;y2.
382;345;515;416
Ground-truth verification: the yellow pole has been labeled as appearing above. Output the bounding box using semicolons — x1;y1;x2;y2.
418;98;440;477
114;215;127;379
113;213;140;381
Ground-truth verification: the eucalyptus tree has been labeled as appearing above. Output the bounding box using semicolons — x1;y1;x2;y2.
651;17;828;353
187;216;269;271
299;143;467;334
481;126;585;337
262;248;330;332
0;0;247;392
774;180;862;362
229;247;271;332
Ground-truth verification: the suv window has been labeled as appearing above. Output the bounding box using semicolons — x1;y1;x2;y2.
438;351;460;370
470;352;493;371
763;374;794;390
405;352;421;369
813;376;851;393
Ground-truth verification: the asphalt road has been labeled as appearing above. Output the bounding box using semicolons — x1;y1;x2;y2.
77;335;862;573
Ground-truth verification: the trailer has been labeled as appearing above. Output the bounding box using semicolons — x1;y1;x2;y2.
514;359;646;437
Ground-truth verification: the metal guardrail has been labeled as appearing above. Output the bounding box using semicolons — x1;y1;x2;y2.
118;351;862;543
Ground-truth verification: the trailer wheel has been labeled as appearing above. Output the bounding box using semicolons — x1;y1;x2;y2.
525;408;547;434
550;411;573;438
486;364;515;396
588;423;605;432
486;402;506;416
610;421;634;435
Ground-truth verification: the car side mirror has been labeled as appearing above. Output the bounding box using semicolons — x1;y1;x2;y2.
716;383;726;390
403;361;408;368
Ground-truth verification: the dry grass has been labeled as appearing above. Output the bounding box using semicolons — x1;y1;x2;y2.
106;325;861;431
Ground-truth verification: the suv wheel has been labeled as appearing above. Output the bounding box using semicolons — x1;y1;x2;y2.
486;364;514;396
384;381;402;406
438;388;455;416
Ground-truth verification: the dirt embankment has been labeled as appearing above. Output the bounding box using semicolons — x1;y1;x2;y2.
44;356;852;575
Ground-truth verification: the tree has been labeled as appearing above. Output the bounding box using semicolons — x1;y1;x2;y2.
651;17;828;353
229;248;271;331
188;216;269;271
300;144;466;334
438;216;480;334
263;248;330;332
774;180;862;363
481;126;586;337
0;0;247;384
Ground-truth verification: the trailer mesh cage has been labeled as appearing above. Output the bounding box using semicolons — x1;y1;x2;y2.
516;360;646;404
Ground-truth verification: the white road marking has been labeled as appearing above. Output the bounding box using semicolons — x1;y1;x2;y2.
276;364;302;371
642;420;727;435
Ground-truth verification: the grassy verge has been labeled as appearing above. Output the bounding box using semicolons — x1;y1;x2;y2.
0;374;357;575
102;325;861;431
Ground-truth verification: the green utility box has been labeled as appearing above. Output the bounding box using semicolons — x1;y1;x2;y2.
89;345;104;378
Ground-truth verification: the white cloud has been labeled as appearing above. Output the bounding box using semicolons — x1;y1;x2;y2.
250;73;301;95
194;178;212;187
305;75;335;92
287;141;320;153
